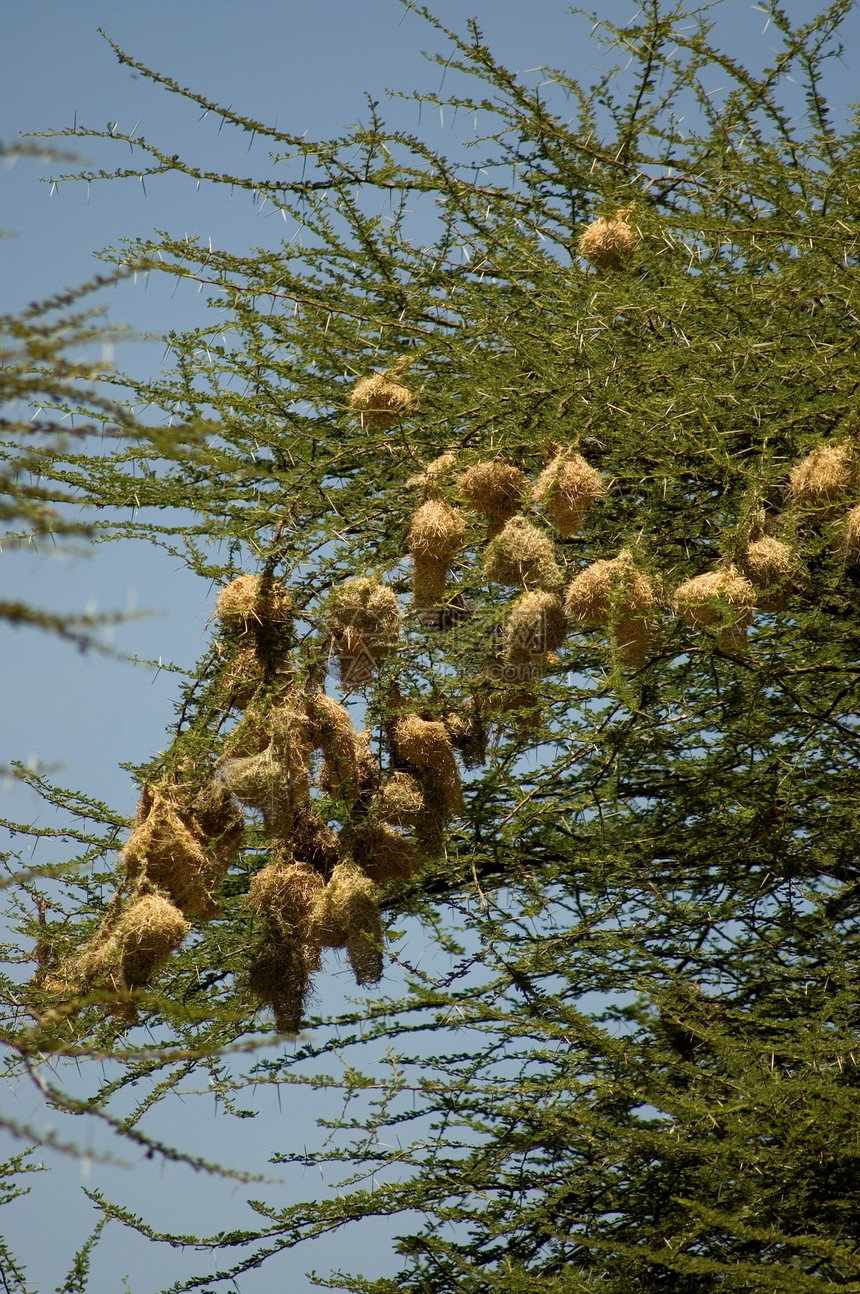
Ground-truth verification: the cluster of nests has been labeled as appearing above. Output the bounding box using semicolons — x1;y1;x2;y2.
35;354;860;1034
38;572;469;1034
400;438;860;682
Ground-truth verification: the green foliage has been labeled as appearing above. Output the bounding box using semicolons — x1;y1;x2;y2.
4;2;860;1290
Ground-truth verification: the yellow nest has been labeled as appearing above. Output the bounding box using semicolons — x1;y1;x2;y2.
835;503;860;563
787;443;855;506
408;497;467;562
215;574;291;633
309;863;383;985
123;789;226;921
564;551;656;621
219;706;311;834
407;452;457;491
330;577;401;684
307;690;361;804
458;461;528;527
349;373;414;429
564;551;657;667
411;554;450;609
444;709;488;770
393;716;464;819
483;517;562;590
220;644;265;710
376;771;425;829
352;819;423;885
674;566;756;650
503;591;568;662
532;450;606;537
115;893;190;990
741;535;794;608
247;930;315;1036
578;208;639;271
248;860;324;941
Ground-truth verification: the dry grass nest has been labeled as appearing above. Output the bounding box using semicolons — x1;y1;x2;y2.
458;461;528;529
741;535;794;608
835;503;860;564
674;566;756;649
247;932;316;1036
218;704;311;834
376;771;425;829
408;497;467;562
248;860;324;940
329;577;401;685
503;591;568;662
216;574;291;633
74;893;190;992
307;690;361;804
532;450;606;537
483;517;562;590
310;863;384;986
393;715;464;816
564;551;658;667
578;207;639;271
350;819;423;886
123;786;238;921
787;443;856;507
349;373;414;429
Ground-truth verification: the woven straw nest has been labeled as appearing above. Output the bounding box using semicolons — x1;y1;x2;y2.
532;450;606;537
247;931;317;1035
349;372;414;429
835;503;860;564
406;452;457;492
483;517;562;591
392;714;464;824
310;862;384;986
503;591;568;662
578;207;639;271
248;860;324;940
458;460;528;534
740;535;795;610
329;577;401;687
444;708;488;770
218;703;311;835
408;496;467;609
787;443;856;507
306;690;362;804
75;892;190;992
564;550;658;667
350;818;423;886
216;574;291;634
674;566;756;650
375;771;425;829
123;784;242;921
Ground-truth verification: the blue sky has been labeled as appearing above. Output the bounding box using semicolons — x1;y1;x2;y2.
2;2;860;1290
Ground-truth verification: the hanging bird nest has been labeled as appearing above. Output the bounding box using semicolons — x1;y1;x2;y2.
375;771;425;829
408;497;467;562
674;566;756;651
123;788;227;921
329;577;401;686
220;645;265;710
247;930;315;1036
532;449;607;537
411;554;451;609
349;371;414;429
835;503;860;564
787;443;856;507
393;716;465;831
215;574;292;634
578;207;639;270
307;690;361;804
309;863;383;986
740;535;794;610
219;703;311;835
458;460;528;533
248;859;324;944
503;591;568;662
113;893;191;990
564;550;657;667
290;807;342;879
483;517;562;590
350;820;423;886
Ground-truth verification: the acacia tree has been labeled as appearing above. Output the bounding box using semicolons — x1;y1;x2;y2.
4;2;860;1290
